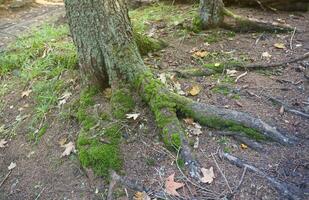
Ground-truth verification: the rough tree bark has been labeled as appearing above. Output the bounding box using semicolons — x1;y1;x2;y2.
64;0;296;184
199;0;224;28
198;0;293;31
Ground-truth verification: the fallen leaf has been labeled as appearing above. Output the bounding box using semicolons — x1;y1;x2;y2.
158;73;167;84
21;89;32;98
183;118;194;125
279;106;284;115
8;162;16;170
188;85;201;96
134;191;151;200
103;88;112;98
187;122;202;136
61;142;76;157
240;143;248;149
226;69;238;77
165;173;184;196
0;139;8;148
214;63;221;67
200;167;215;184
126;113;140;120
58;138;67;146
193;50;209;58
274;43;286;49
262;51;272;58
193;137;199;149
174;82;185;95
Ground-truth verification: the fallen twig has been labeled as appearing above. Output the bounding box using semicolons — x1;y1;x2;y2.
243;52;309;69
221;152;303;200
290;27;296;50
211;153;233;193
265;95;309;119
0;170;12;188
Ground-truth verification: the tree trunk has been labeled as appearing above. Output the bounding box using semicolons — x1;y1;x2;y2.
64;0;296;184
223;0;309;11
199;0;224;28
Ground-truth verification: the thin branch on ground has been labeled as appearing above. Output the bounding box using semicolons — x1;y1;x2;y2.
221;152;302;200
0;170;12;188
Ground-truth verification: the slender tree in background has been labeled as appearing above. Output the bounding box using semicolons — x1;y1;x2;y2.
64;0;295;180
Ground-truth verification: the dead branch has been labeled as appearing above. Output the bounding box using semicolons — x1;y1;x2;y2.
0;170;11;188
265;95;309;119
221;152;303;200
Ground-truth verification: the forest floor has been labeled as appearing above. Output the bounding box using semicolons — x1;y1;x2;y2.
0;2;308;200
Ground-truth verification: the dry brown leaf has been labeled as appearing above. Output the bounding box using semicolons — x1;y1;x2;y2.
183;118;194;125
200;167;215;184
133;191;151;200
58;138;67;146
240;143;248;149
193;50;209;58
103;88;112;99
274;43;286;49
61;142;76;157
189;85;201;96
165;173;184;196
21;89;32;98
0;139;8;148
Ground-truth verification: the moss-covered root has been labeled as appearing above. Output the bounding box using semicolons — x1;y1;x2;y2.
223;8;293;32
133;31;166;56
111;88;135;119
172;67;214;78
171;95;296;145
135;74;201;179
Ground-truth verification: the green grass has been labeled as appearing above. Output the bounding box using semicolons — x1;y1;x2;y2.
130;2;197;33
0;24;77;142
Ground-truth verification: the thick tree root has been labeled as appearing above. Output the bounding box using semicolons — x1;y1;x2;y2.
169;95;296;145
223;8;294;32
221;152;303;200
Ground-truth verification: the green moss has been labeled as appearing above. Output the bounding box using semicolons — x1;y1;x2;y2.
192;15;203;33
177;158;185;170
197;116;267;141
77;125;123;178
111;89;135;119
212;85;230;96
134;31;166;56
145;158;156;166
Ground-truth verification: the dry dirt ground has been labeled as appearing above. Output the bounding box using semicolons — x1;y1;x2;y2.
0;2;309;200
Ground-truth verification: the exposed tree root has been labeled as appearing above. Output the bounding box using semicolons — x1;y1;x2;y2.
221;152;303;200
169;95;296;145
265;95;309;119
223;8;294;32
172;67;214;78
216;131;264;152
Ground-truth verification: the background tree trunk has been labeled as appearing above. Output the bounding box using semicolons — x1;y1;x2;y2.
223;0;308;11
199;0;224;29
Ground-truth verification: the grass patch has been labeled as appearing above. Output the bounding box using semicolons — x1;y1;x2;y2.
130;2;197;33
0;24;77;142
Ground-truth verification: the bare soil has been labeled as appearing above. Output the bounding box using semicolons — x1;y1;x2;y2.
0;2;308;200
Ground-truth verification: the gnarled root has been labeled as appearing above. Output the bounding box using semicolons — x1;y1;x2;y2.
223;7;294;32
169;94;296;145
221;152;303;200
